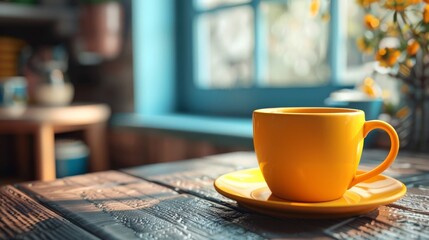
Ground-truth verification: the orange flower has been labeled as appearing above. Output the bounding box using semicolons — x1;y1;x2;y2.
424;0;429;3
408;0;422;4
375;48;401;67
356;0;380;7
361;77;378;97
396;106;410;119
364;14;380;29
310;0;320;17
424;4;429;23
356;37;374;54
384;0;413;11
407;39;420;55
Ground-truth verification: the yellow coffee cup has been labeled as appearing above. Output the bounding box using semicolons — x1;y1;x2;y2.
253;107;399;202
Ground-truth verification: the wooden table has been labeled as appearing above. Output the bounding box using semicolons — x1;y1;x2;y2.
0;103;110;181
0;150;428;239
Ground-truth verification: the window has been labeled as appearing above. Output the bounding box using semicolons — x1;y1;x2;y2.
194;0;331;88
177;0;371;117
133;0;369;117
343;0;374;84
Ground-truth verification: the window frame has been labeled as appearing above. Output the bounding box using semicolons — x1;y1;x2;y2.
175;0;347;117
133;0;348;117
126;0;355;147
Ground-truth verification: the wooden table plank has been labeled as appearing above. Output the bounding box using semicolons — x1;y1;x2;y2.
123;151;429;208
360;150;429;179
325;189;429;239
124;151;429;239
389;188;429;214
10;151;429;240
0;185;99;240
20;171;261;239
17;170;344;239
19;171;182;239
123;152;259;208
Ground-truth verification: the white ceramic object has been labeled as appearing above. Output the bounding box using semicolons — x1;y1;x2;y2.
34;82;74;106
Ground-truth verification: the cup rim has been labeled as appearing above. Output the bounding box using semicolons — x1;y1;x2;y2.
253;107;364;115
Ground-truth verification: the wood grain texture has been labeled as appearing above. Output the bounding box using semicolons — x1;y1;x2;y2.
325;204;429;239
9;151;429;239
125;151;429;239
18;170;339;239
325;189;429;239
18;171;261;239
124;152;259;207
124;151;427;209
0;185;98;240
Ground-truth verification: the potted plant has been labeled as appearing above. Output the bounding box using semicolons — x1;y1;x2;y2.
356;0;429;151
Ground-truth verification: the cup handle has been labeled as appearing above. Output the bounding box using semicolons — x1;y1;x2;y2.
348;120;399;188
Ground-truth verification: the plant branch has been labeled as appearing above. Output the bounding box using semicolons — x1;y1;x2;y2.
399;11;420;40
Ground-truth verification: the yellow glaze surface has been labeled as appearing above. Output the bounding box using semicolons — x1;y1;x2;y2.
214;168;406;218
253;107;399;202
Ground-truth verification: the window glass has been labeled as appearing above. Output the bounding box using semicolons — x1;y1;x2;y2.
194;0;332;89
195;6;254;88
259;0;330;86
343;0;373;84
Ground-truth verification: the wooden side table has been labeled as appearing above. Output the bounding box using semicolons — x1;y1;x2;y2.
0;103;110;181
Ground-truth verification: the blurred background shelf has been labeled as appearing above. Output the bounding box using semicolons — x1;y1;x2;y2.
0;2;76;37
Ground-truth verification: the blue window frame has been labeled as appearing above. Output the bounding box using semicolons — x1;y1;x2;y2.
133;0;349;117
177;0;345;117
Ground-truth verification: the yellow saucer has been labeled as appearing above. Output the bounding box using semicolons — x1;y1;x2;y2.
214;168;407;218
